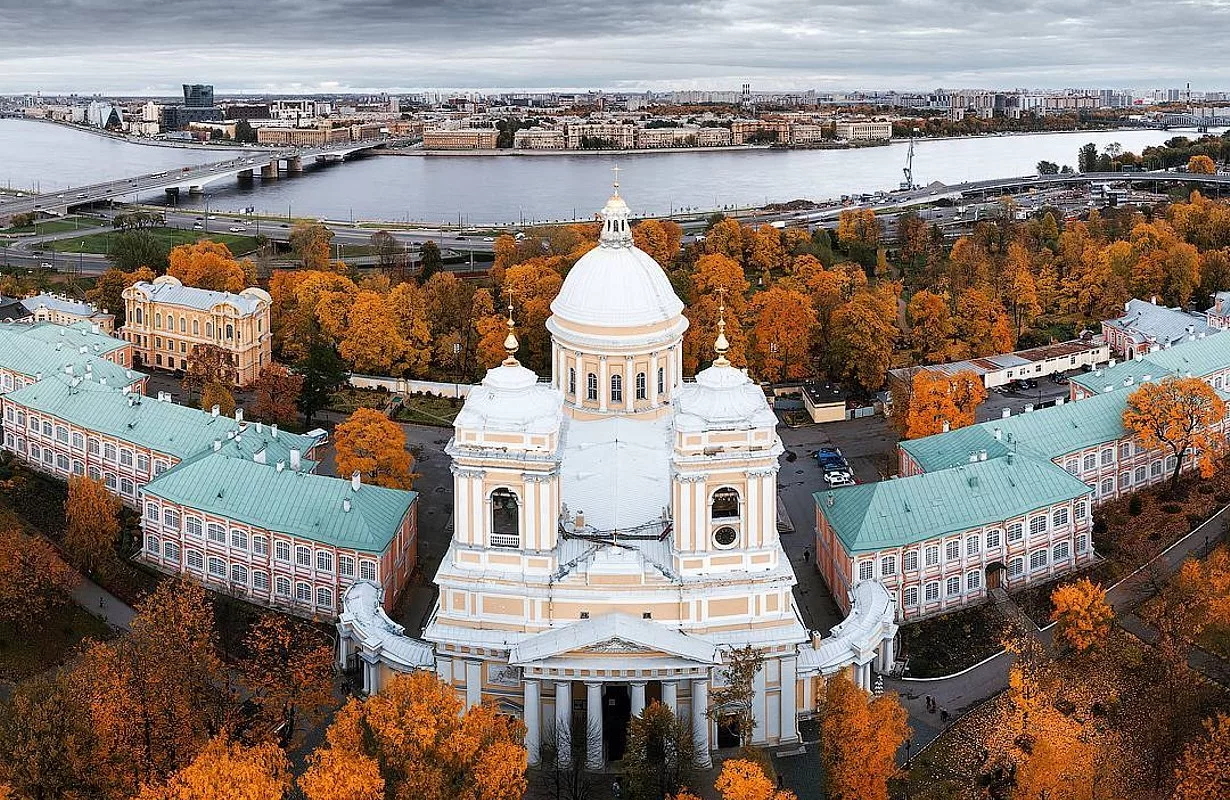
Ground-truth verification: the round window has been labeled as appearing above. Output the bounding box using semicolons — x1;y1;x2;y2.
713;526;738;548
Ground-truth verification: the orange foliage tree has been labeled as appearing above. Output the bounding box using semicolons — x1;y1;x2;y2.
136;737;291;800
748;286;816;382
820;672;909;800
240;613;337;747
1172;712;1230;800
902;369;985;440
251;364;303;427
333;408;415;490
199;381;236;418
167;241;255;293
905;289;958;364
1050;578;1114;654
1187;154;1217;174
64;474;121;573
633;219;684;266
299;671;526;800
832;286;899;392
501;259;564;371
714;758;796;800
0;670;103;799
1123;377;1227;489
0;526;76;631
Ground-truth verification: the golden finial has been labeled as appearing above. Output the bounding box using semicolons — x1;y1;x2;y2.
714;288;731;367
502;301;520;365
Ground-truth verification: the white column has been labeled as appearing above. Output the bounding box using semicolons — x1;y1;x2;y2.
625;357;634;412
465;661;483;708
555;682;573;768
522;480;537;550
693;481;707;552
630;681;647;717
692;678;712;768
362;659;376;694
884;635;896;669
436;656;453;686
650;353;660;406
585;682;604;770
677;480;692;552
661;680;678;713
599;357;608;412
524;679;541;766
337;632;351;669
752;661;768;745
779;657;798;742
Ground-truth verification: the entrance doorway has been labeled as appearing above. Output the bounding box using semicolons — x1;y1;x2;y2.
603;685;631;762
716;715;741;749
986;562;1007;591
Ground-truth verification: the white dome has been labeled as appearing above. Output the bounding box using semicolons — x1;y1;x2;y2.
454;362;562;434
674;363;779;431
550;193;684;329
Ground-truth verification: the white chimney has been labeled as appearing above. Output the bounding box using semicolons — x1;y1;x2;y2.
979;450;987;461
1024;403;1034;413
211;404;220;417
234;408;243;423
1001;407;1011;419
290;449;301;471
99;377;107;386
271;424;278;438
351;471;361;492
343;498;351;513
253;449;266;464
942;420;950;433
256;421;263;433
968;452;978;463
276;461;285;472
212;439;221;452
993;427;1002;440
1055;397;1065;406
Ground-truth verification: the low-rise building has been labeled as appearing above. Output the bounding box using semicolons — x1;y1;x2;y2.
20;293;115;333
835;121;893;141
788;124;827;145
566;122;636;149
887;337;1109;393
697;127;734;147
422;128;499;150
730;119;792;144
121;276;272;387
1101;297;1218;359
0;321;141;396
801;382;849;423
256;126;350;146
513;128;566;149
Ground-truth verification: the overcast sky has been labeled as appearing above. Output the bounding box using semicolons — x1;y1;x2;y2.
0;0;1224;95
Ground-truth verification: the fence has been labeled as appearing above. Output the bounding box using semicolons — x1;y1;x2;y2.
347;373;475;399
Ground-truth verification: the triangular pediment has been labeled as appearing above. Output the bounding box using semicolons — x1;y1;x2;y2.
509;613;718;666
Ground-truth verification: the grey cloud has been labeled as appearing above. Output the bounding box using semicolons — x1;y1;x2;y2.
0;0;1225;93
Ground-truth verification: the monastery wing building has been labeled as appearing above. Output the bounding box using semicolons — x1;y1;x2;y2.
339;187;897;769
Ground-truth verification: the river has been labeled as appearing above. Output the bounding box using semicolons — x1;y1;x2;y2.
0;119;1196;224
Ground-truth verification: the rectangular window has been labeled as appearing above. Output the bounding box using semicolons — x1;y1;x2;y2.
252;536;268;556
230;564;248;584
966;534;980;555
924;582;939;602
339;555;356;577
207;523;225;543
71;432;84;450
986;529;1002;549
103;443;116;462
945;540;960;561
925;546;939;567
1009;557;1024;576
359;560;377;581
275;541;291;561
316;551;333;572
252;571;269;592
946;576;961;596
1052;508;1070;528
208;557;226;577
295;582;311;603
1074;501;1087;520
903;586;919;607
275;576;291;596
119;449;133;467
231;530;247;550
967;571;982;591
316;587;333;609
1029;549;1048;571
1120;442;1131;460
1053;541;1071;561
137;454;150;473
145;502;158;520
858;560;874;581
55;425;68;443
880;555;896;576
1077;534;1088;552
1101;448;1114;466
903;551;919;572
295;546;311;567
165;509;182;531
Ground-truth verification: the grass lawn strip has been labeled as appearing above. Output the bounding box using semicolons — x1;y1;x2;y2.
41;227;261;256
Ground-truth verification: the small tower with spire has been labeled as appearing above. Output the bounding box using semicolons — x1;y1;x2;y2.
713;288;731;368
599;165;633;248
503;302;520;366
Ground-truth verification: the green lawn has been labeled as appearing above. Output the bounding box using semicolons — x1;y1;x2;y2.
1;216;106;236
325;387;392;415
41;227;261;256
0;605;113;682
393;394;463;426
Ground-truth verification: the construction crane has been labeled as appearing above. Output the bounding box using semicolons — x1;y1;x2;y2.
900;128;918;191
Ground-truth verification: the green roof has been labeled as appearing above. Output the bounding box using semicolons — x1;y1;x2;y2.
5;375;318;464
816;455;1093;553
1071;334;1230;395
900;390;1132;472
143;451;416;552
0;322;140;389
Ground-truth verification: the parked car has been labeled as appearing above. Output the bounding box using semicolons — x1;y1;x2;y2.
824;471;856;488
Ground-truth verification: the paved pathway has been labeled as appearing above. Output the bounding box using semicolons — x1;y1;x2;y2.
71;573;135;630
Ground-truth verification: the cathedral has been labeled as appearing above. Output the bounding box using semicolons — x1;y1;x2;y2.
338;184;897;768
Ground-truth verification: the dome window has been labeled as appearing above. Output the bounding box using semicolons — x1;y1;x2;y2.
713;526;738;549
586;373;598;401
490;489;520;548
636;372;647;400
611;374;623;403
712;488;740;520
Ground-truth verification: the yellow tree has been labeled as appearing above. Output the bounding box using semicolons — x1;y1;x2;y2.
1012;714;1098;800
902;370;985;440
333;408;415;489
290;222;337;271
501;258;564;371
0;527;77;633
1172;712;1230;800
702;218;746;262
300;671;526;800
338;291;406;375
388;281;434;375
240;613;337;747
1123;377;1226;490
746;224;787;280
64;474;121;573
833;287;899;392
748;286;816;382
1050;578;1114;654
836;208;879;253
0;670;102;800
633;219;683;266
136;737;291;800
905;289;958;364
199;381;236;418
167;241;254;292
954;288;1014;357
714;759;796;800
820;672;909;800
1187;154;1217;174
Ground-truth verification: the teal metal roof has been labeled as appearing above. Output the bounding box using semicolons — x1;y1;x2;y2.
816;455;1093;553
900;390;1132;472
0;323;140;389
143;451;416;552
5;375;318;464
7;320;128;355
1071;334;1230;395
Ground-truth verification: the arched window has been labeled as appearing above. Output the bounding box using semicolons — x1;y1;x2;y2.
586;373;598;401
635;372;647;400
657;367;665;395
490;489;520;548
568;367;576;395
712;487;740;520
135;307;143;324
206;322;213;338
611;374;623;403
155;313;162;329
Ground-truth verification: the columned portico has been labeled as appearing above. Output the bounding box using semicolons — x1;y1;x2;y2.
630;681;647;716
555;681;573;767
692;678;712;768
524;679;541;766
585;682;604;770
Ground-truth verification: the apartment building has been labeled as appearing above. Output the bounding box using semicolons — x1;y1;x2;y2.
565;122;636;149
730;119;792;144
834;121;893;141
121;276;271;388
256;126;350;146
422;128;499;149
513;128;566;149
0;321;142;396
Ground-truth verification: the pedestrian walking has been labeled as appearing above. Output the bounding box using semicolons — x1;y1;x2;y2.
803;548;811;563
941;708;950;723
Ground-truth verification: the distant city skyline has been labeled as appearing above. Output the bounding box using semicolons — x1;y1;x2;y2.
1;0;1228;95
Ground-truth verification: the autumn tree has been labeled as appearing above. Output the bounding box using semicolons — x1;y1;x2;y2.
622;701;696;800
1187;154;1217;174
836;208;879;265
334;290;405;375
183;344;234;396
714;759;795;800
501;258;564;371
136;737;291;800
86;266;155;326
333;407;415;489
0;526;77;632
1123;377;1227;490
745;224;787;280
906;290;958;364
240;613;336;747
388;280;434;375
901;369;985;440
1050;578;1114;654
747;286;816;382
167;240;255;293
701;218;746;261
820;672;909;800
953;288;1014;357
633;219;683;267
707;645;764;750
300;671;526;800
1172;712;1230;800
64;474;121;573
249;363;303;427
0;670;101;800
199;380;236;418
832;286;899;392
290;222;337;271
1012;714;1098;800
71;578;229;796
